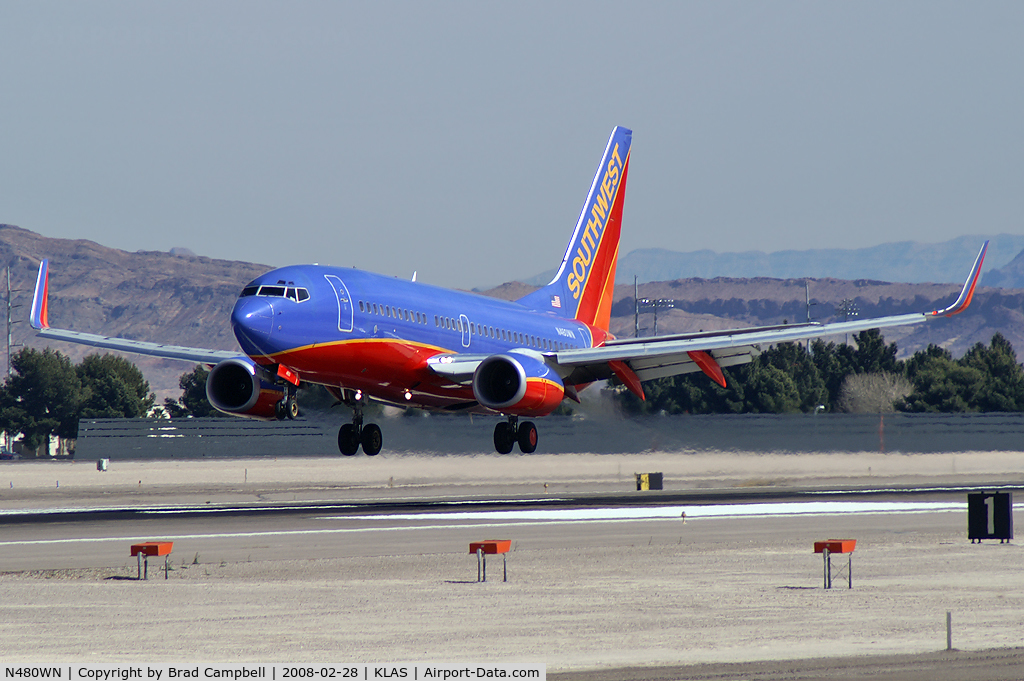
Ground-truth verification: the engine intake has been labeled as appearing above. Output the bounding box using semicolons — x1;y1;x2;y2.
206;358;284;419
472;352;564;416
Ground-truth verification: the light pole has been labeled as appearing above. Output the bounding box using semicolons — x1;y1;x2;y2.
637;298;675;336
837;298;859;345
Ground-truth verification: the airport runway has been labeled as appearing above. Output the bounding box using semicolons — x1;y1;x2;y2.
2;453;1024;679
0;489;992;572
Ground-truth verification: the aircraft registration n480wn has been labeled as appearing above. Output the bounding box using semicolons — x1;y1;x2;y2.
29;127;988;456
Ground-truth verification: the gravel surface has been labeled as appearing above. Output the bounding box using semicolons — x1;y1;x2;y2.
2;451;1023;679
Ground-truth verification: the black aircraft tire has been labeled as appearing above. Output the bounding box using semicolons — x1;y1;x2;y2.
275;400;288;421
287;397;299;419
361;423;383;456
338;424;360;456
517;421;538;454
493;422;515;455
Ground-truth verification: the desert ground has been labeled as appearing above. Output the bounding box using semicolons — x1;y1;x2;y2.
1;450;1023;680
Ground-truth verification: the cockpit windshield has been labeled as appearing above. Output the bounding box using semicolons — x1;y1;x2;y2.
239;284;309;302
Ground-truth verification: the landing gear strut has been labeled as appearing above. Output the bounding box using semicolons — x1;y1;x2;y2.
275;387;299;420
337;390;383;456
493;416;537;454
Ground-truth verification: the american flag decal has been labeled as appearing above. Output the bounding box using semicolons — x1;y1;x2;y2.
551;295;562;308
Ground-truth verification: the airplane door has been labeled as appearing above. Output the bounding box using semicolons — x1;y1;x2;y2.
324;275;354;333
460;314;471;348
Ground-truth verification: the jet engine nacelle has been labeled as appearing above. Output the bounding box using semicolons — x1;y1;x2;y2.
472;351;565;416
206;357;285;420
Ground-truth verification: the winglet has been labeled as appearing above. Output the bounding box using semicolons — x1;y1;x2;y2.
929;241;988;317
29;259;50;330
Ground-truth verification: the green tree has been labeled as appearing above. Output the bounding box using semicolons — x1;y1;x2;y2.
901;334;1024;412
900;354;986;412
616;332;1024;416
810;339;857;410
744;362;801;413
850;328;901;375
902;344;952;380
960;333;1024;411
0;348;85;452
620;367;748;415
758;342;828;412
78;353;156;418
164;365;220;417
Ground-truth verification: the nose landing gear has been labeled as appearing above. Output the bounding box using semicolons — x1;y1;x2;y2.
275;392;299;420
493;416;538;454
273;367;300;420
337;390;383;456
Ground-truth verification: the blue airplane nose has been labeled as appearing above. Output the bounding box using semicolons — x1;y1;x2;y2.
231;296;275;355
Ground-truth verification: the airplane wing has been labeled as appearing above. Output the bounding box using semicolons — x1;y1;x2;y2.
553;240;989;391
428;241;989;396
29;259;238;365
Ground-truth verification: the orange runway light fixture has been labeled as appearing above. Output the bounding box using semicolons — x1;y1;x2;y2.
814;539;856;589
131;541;174;580
131;541;174;557
814;539;856;554
469;540;511;555
469;540;511;582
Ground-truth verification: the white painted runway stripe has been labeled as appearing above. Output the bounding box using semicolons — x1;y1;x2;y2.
0;500;966;547
322;500;966;523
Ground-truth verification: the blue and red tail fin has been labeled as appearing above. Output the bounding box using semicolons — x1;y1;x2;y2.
517;126;632;331
30;259;50;330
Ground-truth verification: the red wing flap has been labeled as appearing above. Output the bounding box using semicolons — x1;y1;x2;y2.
608;360;645;401
563;382;581;403
687;350;727;388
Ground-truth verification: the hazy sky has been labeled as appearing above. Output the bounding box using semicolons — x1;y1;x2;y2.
2;2;1022;289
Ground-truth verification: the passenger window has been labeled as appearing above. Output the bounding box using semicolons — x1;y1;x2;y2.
359;301;364;312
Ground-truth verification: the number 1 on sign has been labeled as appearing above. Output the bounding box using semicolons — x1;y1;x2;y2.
985;496;995;535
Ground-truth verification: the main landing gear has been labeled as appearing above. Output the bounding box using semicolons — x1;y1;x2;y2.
493;415;537;455
337;390;383;456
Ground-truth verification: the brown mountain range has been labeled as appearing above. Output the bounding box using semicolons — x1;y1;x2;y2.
2;224;1020;401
